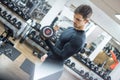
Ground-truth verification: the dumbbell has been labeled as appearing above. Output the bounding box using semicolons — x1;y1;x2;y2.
17;10;23;16
64;59;71;66
33;35;41;43
2;0;9;5
8;2;14;8
43;46;49;51
69;62;75;69
40;26;54;39
106;76;111;80
1;11;7;17
93;65;99;73
78;69;84;76
6;14;12;21
50;36;57;43
98;70;104;76
89;76;93;80
13;6;19;12
10;18;17;25
33;23;41;31
84;72;89;79
15;21;22;29
89;61;95;70
23;14;30;21
84;58;91;66
28;30;36;39
102;73;107;79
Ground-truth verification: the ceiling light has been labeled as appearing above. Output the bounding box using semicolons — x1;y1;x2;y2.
115;14;120;20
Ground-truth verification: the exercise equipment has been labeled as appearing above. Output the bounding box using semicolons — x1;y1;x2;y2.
79;70;84;76
64;59;71;66
84;72;89;79
89;76;93;80
69;62;75;69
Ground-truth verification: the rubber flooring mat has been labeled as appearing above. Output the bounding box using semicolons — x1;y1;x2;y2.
20;58;35;76
0;43;21;61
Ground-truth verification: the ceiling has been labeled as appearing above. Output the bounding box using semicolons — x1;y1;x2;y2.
90;0;120;25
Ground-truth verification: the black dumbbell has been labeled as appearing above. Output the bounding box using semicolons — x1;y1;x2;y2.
89;61;95;70
93;65;99;73
1;11;7;17
23;14;30;21
13;6;19;12
28;30;36;39
44;46;49;51
64;59;71;66
106;76;111;80
17;10;23;15
84;72;89;79
69;62;75;69
2;0;9;5
34;23;41;31
15;21;22;29
11;18;17;25
98;70;104;76
84;58;91;66
39;41;45;47
89;76;93;80
34;35;41;43
102;73;107;79
50;36;57;43
79;70;84;76
6;14;12;20
8;2;14;8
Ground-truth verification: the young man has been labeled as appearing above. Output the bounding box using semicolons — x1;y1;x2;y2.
35;4;93;80
41;4;93;62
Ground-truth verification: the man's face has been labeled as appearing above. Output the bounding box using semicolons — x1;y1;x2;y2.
73;13;88;30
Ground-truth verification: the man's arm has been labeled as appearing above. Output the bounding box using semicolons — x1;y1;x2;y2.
45;37;84;60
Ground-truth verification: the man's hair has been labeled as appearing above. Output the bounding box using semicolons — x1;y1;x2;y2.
74;4;93;19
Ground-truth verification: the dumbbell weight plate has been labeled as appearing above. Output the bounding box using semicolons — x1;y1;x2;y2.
41;26;54;38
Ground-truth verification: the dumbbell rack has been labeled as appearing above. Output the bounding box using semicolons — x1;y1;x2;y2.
20;22;51;55
72;54;111;80
0;2;27;39
64;57;105;80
